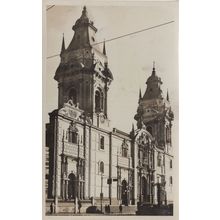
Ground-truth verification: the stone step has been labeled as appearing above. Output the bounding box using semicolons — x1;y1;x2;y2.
45;200;137;215
46;200;93;214
107;205;137;214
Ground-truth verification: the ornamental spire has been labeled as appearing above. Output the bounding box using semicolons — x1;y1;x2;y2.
61;33;65;53
166;90;170;102
103;40;106;55
138;88;142;103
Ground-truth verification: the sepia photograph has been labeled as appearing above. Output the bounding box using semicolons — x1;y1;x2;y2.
43;0;178;218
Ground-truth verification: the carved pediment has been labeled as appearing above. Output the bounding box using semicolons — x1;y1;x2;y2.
58;100;84;121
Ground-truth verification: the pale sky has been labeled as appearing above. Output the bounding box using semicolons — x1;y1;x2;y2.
45;2;178;147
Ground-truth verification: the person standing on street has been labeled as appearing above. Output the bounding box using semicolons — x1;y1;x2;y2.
50;202;54;214
78;200;82;214
119;204;122;214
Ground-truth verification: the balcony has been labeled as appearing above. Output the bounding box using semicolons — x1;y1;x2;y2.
62;141;84;159
118;156;130;168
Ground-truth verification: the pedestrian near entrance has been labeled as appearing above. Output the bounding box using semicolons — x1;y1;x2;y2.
50;202;55;214
50;202;54;214
119;204;122;214
78;200;82;213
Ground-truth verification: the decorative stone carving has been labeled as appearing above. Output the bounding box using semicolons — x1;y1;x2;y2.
58;100;84;121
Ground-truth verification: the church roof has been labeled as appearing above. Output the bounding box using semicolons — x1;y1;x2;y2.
142;64;163;100
72;6;97;32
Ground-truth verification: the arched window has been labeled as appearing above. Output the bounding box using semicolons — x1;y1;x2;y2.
170;176;173;185
68;122;78;144
146;126;153;135
166;126;170;142
100;91;104;110
95;88;104;112
99;161;104;173
95;90;100;111
170;159;172;168
69;88;77;105
100;135;105;150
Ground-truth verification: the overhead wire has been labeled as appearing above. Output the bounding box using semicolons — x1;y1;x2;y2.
47;20;174;59
46;5;55;11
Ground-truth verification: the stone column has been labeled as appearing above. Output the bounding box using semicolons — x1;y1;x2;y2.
75;196;78;214
139;169;142;204
65;180;68;200
61;179;65;199
109;132;112;204
53;116;59;213
133;141;138;204
153;183;157;205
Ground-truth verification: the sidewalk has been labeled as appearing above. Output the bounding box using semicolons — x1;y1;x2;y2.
47;212;136;216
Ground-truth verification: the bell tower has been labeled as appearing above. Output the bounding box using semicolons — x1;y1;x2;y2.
134;63;174;151
54;6;113;125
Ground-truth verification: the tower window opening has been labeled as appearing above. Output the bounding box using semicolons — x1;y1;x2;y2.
147;126;153;135
122;141;128;157
68;122;78;144
95;89;104;112
100;135;105;150
69;88;77;105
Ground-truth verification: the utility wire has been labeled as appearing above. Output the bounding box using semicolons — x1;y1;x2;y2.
47;5;55;11
47;20;174;59
93;21;174;46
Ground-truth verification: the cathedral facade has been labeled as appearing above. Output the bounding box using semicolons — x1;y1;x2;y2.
45;6;174;213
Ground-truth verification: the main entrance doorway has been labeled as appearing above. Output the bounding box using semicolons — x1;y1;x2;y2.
68;173;76;199
121;180;128;205
142;176;147;202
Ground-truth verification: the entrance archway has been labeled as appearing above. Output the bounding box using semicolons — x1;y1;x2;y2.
68;173;76;200
121;180;128;205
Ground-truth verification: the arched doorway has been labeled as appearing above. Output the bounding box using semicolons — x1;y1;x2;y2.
142;176;147;202
121;179;128;205
157;183;161;206
68;173;76;200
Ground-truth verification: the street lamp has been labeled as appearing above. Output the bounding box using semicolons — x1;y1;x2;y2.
100;172;103;213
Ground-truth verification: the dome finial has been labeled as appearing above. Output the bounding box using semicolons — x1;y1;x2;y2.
152;61;156;75
82;5;88;16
